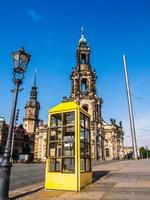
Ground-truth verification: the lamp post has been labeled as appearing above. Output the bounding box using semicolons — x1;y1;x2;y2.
10;108;19;161
0;47;30;200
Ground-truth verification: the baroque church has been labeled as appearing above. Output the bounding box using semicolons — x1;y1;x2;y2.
23;29;124;162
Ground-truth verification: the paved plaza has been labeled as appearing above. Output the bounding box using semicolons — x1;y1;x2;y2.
10;159;150;200
9;161;113;190
10;163;45;190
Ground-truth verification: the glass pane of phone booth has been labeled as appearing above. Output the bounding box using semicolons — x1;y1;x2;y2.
80;113;91;172
49;111;75;173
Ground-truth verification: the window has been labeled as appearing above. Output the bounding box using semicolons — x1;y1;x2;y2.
80;158;85;172
63;112;74;126
50;158;61;172
85;130;90;143
62;158;75;172
80;142;85;156
50;127;61;141
82;105;88;112
49;142;61;157
80;127;84;141
80;54;86;64
51;114;62;127
62;142;74;156
106;148;110;157
63;126;74;141
81;79;87;93
80;114;84;127
80;113;91;172
49;112;75;173
86;159;90;171
85;116;90;129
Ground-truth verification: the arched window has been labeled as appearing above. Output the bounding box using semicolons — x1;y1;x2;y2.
80;54;86;64
81;79;87;93
106;148;110;157
82;104;88;112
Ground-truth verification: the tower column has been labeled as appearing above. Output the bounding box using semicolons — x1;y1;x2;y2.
69;28;104;161
23;76;40;136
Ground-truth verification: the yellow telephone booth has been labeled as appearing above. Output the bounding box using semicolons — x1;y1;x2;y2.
45;101;92;191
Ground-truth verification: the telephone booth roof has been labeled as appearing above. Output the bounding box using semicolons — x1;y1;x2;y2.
48;101;90;117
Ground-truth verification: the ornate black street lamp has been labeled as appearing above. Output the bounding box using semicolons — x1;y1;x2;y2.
0;47;30;200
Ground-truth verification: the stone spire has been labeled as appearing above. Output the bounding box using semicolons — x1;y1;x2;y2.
23;73;40;135
30;73;37;101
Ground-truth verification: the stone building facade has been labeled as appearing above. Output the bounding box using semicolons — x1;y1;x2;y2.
69;29;103;159
69;29;124;160
12;124;34;161
33;29;124;162
22;76;41;160
34;120;47;162
23;77;40;136
0;116;33;161
103;119;124;160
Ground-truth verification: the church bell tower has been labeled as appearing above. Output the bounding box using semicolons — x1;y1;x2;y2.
23;76;40;135
69;28;104;159
70;28;103;122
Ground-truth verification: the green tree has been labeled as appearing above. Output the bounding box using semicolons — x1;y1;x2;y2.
139;147;150;159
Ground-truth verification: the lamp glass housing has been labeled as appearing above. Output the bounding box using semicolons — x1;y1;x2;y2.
12;47;30;81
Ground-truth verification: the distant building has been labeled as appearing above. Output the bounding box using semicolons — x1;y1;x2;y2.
12;124;34;161
23;77;40;136
0;117;33;161
103;119;124;160
23;76;41;161
0;116;9;153
34;120;47;162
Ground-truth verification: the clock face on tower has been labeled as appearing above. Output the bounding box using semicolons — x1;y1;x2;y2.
27;108;35;116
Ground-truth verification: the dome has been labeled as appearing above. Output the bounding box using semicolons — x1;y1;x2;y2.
78;34;86;45
78;27;87;45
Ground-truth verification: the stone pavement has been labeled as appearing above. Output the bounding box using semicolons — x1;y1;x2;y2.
10;159;150;200
10;163;45;190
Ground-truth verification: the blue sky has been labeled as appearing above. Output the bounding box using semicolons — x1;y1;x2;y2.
0;0;150;147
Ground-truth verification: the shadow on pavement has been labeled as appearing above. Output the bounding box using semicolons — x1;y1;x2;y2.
10;186;44;200
92;170;110;182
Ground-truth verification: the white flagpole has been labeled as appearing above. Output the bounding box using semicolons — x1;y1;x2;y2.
122;55;138;159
